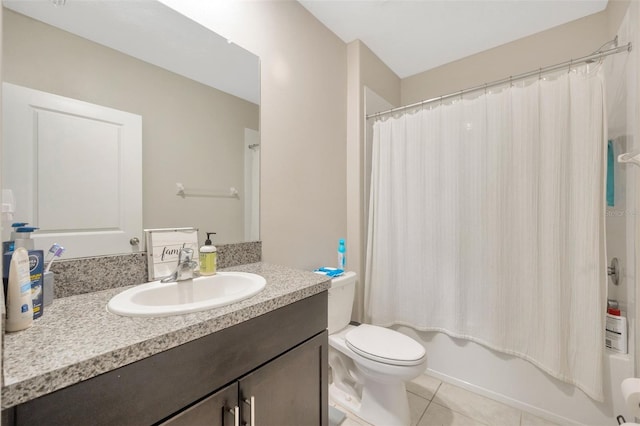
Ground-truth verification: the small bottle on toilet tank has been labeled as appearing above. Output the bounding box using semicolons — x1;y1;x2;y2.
338;239;346;270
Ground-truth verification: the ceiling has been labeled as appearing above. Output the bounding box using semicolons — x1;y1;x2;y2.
298;0;609;79
4;0;608;101
2;0;260;105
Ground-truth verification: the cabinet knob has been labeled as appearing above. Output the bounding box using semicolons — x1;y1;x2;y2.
129;237;140;246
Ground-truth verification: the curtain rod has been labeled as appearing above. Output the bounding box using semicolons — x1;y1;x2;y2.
366;40;632;120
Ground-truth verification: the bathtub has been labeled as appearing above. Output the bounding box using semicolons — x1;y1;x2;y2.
394;326;634;424
392;133;637;425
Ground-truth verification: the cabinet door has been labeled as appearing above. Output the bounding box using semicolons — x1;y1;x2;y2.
161;382;239;426
239;332;328;426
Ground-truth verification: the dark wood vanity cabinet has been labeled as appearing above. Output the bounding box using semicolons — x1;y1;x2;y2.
238;331;326;425
3;292;328;426
162;332;326;426
161;382;238;426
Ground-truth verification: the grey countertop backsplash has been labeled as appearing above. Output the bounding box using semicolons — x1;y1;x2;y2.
50;241;262;298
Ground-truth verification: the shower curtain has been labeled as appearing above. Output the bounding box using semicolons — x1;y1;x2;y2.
365;67;607;401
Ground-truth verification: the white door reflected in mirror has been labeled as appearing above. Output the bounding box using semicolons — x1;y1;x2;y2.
2;83;142;258
2;1;260;257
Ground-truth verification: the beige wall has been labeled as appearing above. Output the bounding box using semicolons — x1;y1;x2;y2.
347;40;400;321
402;1;630;105
161;1;348;270
3;9;259;245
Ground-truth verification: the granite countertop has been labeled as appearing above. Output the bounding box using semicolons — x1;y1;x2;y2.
1;262;330;409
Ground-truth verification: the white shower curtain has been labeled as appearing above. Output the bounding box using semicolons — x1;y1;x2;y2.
366;67;607;401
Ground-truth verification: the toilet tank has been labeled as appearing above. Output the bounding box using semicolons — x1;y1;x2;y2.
328;271;357;334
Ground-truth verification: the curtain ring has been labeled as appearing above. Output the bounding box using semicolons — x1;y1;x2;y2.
484;83;487;95
538;67;542;80
509;76;513;87
568;59;573;73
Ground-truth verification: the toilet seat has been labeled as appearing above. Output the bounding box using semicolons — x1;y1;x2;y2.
345;324;426;366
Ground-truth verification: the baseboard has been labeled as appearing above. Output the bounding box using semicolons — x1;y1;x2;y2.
425;368;582;425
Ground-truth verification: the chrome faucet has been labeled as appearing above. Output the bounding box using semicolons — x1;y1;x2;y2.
161;247;198;282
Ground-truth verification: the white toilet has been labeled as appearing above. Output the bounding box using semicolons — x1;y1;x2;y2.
328;271;427;426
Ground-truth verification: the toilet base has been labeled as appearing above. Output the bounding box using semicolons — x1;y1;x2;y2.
328;325;426;426
329;383;361;415
329;379;410;426
361;378;410;426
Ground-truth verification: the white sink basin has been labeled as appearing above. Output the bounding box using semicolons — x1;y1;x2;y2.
107;272;266;317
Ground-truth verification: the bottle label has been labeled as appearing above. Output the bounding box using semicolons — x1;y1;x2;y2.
199;252;217;274
338;253;346;270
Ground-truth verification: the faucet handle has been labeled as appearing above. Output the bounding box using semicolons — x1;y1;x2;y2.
178;247;194;263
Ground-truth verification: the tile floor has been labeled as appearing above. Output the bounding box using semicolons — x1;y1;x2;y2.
331;373;562;426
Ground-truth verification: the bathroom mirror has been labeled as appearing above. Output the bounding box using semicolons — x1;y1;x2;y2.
1;0;260;258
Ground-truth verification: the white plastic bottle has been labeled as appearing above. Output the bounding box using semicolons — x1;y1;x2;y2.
6;247;33;332
199;232;217;276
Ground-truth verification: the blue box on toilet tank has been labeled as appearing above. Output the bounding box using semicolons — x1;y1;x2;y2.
3;249;44;319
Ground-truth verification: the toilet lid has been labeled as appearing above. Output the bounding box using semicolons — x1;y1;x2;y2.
345;324;426;366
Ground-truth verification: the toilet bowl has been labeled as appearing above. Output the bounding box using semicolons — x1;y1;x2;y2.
327;272;427;426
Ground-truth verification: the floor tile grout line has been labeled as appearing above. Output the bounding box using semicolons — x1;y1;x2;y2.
410;377;441;425
421;399;494;426
432;380;443;400
432;381;530;425
406;390;429;426
416;399;432;426
428;399;497;426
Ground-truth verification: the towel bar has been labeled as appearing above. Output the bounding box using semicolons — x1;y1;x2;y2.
618;152;640;167
176;183;239;199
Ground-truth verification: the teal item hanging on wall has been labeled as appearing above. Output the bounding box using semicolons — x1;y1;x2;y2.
607;140;614;207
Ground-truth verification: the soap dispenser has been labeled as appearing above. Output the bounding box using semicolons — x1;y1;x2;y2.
199;232;217;276
3;222;29;253
13;226;39;250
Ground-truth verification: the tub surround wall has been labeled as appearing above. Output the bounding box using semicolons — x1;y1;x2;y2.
51;241;262;298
